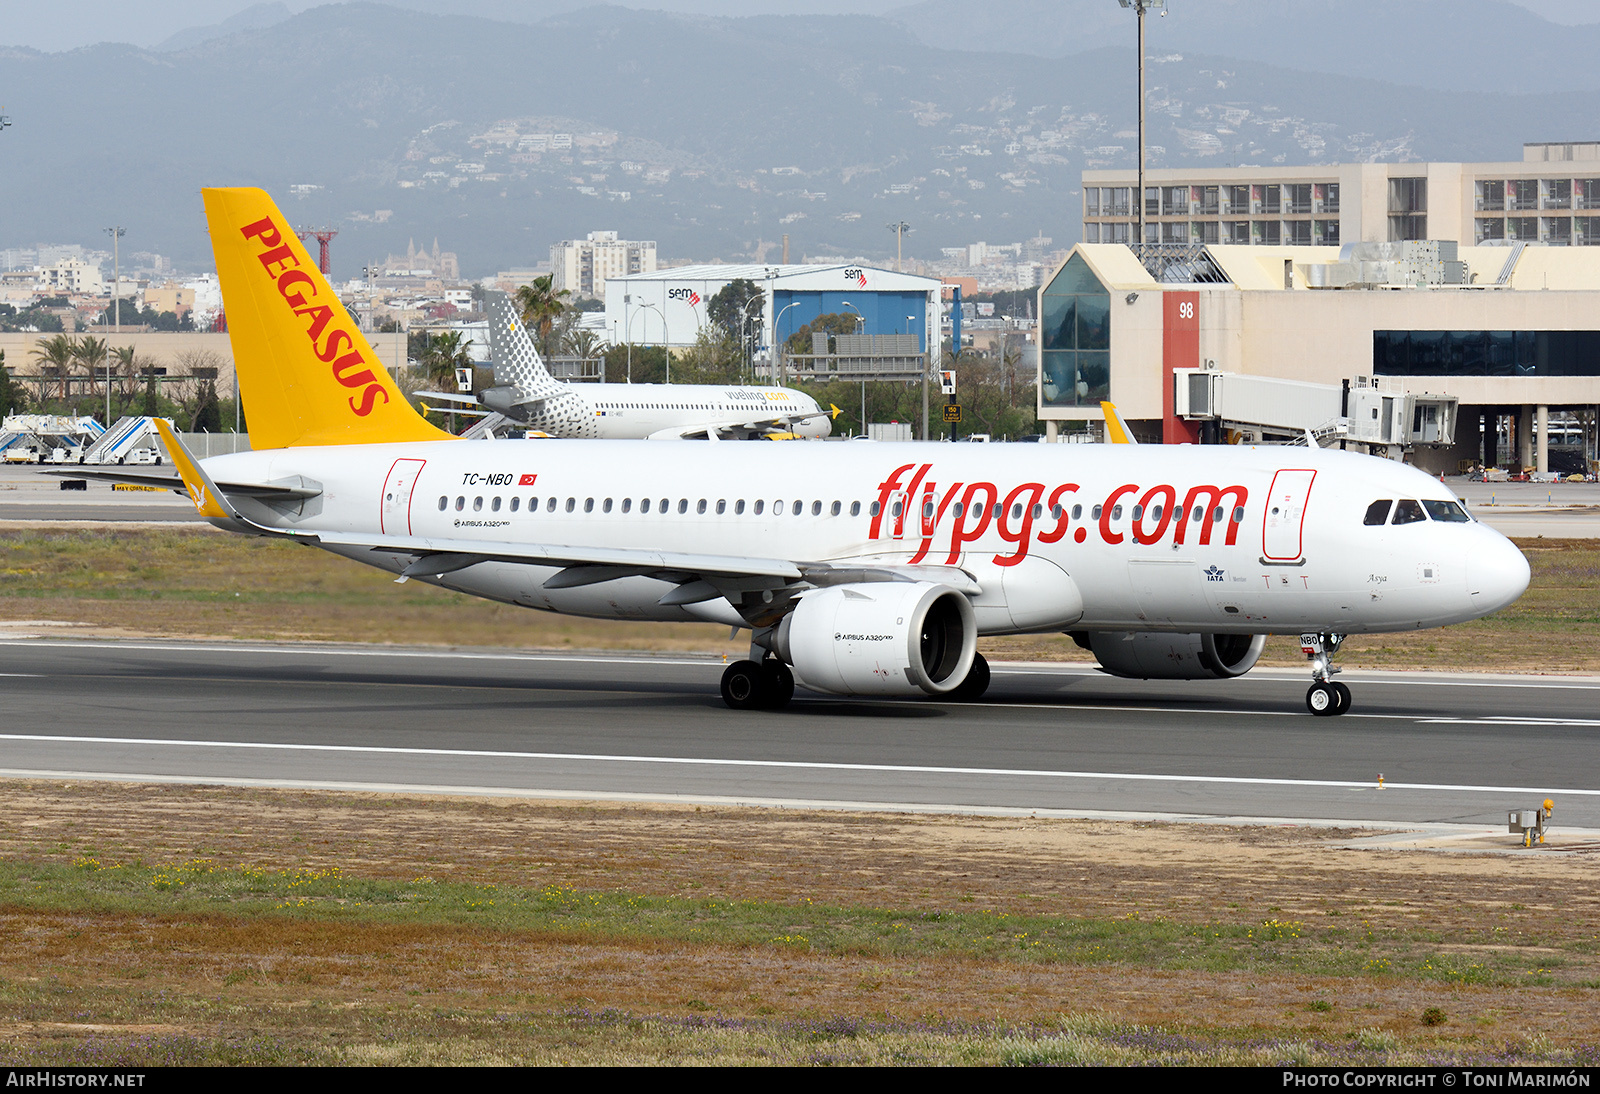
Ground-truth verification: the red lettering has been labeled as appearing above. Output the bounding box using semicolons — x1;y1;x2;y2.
945;482;996;564
994;483;1045;567
349;384;389;417
1133;484;1177;545
278;269;317;309
331;351;376;389
1099;483;1139;545
894;463;932;538
256;244;299;279
295;304;335;344
869;464;916;538
315;328;354;364
1176;484;1249;546
239;217;281;248
1035;483;1079;544
907;482;963;564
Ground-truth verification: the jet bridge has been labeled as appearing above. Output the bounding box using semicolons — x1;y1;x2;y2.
1172;370;1457;453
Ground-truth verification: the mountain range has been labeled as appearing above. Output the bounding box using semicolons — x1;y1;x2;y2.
0;1;1594;276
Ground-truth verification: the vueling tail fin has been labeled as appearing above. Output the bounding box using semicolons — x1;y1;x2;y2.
485;292;568;402
202;187;452;449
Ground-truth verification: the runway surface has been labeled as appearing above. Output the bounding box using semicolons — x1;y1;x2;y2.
1;639;1596;830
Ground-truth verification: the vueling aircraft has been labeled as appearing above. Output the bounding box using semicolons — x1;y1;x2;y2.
78;188;1531;716
425;292;839;441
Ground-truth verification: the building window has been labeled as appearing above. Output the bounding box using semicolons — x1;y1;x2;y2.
1255;184;1281;215
1580;179;1600;211
1224;221;1250;244
1578;218;1600;246
1285;221;1312;245
1314;220;1340;245
1162;186;1189;215
1109;187;1132;217
1507;217;1538;241
1374;330;1600;378
1107;221;1130;244
1083;223;1101;244
1476;218;1506;243
1253;220;1281;245
1041;253;1111;408
1145;188;1160;216
1543;179;1573;210
1476;179;1506;211
1318;182;1340;214
1198;186;1219;216
1389;215;1427;241
1193;221;1219;244
1389;178;1427;214
1084;187;1100;216
1225;185;1249;216
1510;179;1538;211
1286;184;1312;215
1543;217;1573;245
1162;221;1188;243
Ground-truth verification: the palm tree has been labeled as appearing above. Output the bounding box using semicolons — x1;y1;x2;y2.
514;275;570;356
111;345;140;399
30;333;77;402
74;336;109;415
561;328;601;361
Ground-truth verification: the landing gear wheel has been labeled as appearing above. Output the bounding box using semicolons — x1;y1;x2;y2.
1331;681;1352;715
762;660;794;709
948;652;991;701
721;660;769;710
1307;682;1339;717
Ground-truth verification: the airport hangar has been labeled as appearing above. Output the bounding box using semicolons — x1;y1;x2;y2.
602;264;943;380
1036;241;1600;476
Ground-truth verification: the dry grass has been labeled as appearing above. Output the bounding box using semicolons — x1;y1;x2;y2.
0;782;1597;1065
1;527;1596;672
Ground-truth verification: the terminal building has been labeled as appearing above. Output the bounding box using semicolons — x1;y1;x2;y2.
1035;239;1600;475
604;264;942;380
1082;142;1600;249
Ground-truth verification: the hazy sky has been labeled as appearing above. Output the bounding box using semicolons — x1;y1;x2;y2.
2;0;1593;51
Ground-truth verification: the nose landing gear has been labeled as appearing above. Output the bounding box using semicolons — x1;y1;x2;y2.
1301;632;1350;716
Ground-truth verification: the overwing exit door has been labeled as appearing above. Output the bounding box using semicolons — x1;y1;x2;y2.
381;458;427;535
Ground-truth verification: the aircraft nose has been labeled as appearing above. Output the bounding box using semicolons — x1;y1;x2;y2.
1466;530;1530;615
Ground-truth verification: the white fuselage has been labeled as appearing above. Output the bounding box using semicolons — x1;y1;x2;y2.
201;440;1529;638
510;383;831;440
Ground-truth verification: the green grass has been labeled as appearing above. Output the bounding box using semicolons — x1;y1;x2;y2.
0;857;1575;989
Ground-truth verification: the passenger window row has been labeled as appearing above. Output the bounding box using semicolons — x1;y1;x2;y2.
438;495;870;517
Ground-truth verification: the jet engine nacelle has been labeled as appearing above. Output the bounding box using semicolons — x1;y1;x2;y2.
775;581;977;697
1075;631;1266;680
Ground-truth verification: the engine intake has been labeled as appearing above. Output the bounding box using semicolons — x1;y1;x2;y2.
1073;631;1266;680
775;581;977;696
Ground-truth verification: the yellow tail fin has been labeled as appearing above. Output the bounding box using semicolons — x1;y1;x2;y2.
203;187;452;449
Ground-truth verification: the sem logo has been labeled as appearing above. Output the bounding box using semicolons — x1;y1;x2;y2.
1204;565;1225;582
668;288;702;306
844;267;867;288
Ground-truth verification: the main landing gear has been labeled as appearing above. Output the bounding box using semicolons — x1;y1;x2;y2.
1301;632;1351;717
720;655;794;711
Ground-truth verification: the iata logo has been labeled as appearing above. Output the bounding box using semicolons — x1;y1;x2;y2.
844;267;867;288
1204;565;1225;582
239;215;391;418
668;288;702;306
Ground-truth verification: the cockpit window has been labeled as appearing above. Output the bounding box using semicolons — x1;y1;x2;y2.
1363;500;1392;526
1391;499;1427;525
1421;499;1471;523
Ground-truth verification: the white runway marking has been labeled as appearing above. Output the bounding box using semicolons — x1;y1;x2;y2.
2;732;1596;798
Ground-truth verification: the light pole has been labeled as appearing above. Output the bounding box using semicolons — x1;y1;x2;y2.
103;227;125;425
361;264;380;331
910;314;928;441
636;302;664;382
1119;0;1164;246
772;301;802;387
738;293;764;385
887;221;910;272
841;300;865;434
